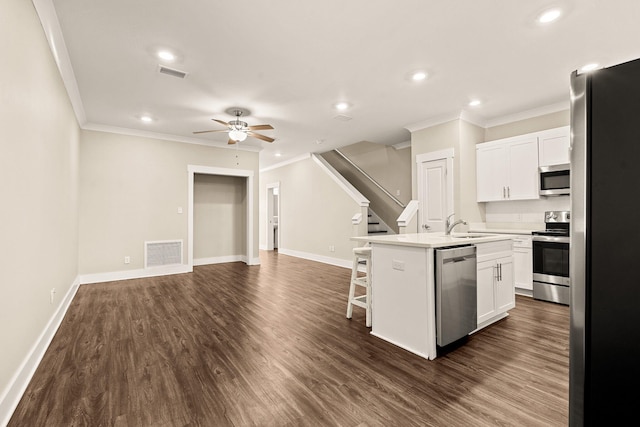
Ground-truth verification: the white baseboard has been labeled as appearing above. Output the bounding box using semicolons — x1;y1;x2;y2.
79;264;191;285
0;276;80;427
194;255;261;267
277;248;352;269
194;255;244;266
515;288;533;298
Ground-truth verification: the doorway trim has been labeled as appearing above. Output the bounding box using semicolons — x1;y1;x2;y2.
266;181;280;251
187;165;257;271
416;148;454;231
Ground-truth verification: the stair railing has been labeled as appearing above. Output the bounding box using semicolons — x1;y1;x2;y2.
334;149;406;208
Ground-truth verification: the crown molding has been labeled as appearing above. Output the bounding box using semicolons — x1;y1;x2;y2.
392;140;411;150
483;101;569;128
33;0;87;126
259;153;312;173
82;123;262;152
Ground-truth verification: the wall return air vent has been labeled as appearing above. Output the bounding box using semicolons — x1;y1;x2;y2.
145;240;183;268
158;65;188;79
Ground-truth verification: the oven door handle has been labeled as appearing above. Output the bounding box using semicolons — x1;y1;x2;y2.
532;235;570;244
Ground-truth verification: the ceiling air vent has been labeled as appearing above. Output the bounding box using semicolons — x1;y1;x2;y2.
333;115;353;122
158;65;188;79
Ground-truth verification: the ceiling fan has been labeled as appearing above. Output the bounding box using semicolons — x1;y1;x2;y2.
193;107;274;144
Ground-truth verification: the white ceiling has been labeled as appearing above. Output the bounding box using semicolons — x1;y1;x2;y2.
37;0;640;168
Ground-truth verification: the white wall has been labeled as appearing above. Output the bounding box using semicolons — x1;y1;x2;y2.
259;156;367;267
78;130;259;276
0;0;80;421
411;119;486;227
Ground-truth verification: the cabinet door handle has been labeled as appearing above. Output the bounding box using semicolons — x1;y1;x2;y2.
503;187;506;198
507;187;510;198
498;263;502;281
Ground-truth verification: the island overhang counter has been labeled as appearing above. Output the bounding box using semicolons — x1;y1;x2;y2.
351;232;515;360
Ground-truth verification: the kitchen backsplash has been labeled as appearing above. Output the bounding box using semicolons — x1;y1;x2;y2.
484;196;570;227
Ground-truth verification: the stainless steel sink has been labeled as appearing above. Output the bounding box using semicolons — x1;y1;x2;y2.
449;233;491;239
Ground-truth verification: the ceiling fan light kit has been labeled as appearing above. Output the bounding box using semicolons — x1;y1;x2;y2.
193;107;274;145
229;129;248;142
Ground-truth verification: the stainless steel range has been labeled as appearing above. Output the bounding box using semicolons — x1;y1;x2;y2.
532;211;570;305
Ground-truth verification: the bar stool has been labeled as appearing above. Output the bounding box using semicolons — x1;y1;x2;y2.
346;246;372;327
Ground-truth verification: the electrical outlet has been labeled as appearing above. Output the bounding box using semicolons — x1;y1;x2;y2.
177;207;183;214
329;245;335;252
50;288;56;304
124;256;131;264
396;189;401;196
392;260;405;271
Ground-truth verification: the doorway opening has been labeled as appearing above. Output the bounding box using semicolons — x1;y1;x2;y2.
187;165;257;270
266;182;280;251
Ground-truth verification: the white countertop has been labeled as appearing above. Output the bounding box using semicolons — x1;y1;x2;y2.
467;227;535;235
466;222;539;235
351;232;513;249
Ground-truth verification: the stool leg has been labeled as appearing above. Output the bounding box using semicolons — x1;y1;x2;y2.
365;258;372;327
346;254;359;319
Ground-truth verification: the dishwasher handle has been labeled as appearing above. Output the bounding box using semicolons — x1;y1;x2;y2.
444;254;476;264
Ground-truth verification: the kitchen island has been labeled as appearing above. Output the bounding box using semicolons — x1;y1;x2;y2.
351;232;515;360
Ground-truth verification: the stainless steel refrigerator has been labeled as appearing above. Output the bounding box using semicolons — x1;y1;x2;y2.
570;58;640;425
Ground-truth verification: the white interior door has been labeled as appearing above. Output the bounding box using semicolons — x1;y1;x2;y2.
416;149;454;233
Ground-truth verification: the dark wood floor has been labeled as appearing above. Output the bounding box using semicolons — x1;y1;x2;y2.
9;251;569;426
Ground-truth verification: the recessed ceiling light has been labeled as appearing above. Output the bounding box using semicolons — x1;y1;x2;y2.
411;71;428;81
334;102;350;111
468;99;482;107
275;152;282;157
537;8;562;24
140;115;153;123
158;50;175;61
580;63;600;72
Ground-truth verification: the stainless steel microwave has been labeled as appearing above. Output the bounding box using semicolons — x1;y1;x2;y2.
539;163;570;196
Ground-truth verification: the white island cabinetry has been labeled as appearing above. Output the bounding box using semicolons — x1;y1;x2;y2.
476;240;515;328
352;232;515;360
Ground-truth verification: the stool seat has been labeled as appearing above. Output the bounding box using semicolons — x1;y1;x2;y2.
346;246;372;327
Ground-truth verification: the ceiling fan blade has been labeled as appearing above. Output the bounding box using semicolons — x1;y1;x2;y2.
248;124;274;131
227;138;236;145
248;131;275;143
212;119;230;127
193;129;229;134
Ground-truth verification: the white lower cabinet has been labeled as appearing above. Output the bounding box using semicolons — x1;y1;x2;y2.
476;241;515;327
513;236;533;291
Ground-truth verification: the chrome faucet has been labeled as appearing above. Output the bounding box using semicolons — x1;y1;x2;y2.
445;213;467;235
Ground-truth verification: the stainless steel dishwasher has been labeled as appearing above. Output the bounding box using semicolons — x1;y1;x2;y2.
435;245;477;347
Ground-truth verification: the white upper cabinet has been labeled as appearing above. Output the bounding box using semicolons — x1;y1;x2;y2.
476;135;539;202
538;126;570;166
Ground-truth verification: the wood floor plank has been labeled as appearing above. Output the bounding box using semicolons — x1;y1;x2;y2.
9;250;569;426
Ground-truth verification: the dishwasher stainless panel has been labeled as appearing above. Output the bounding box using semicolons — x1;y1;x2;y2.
435;245;477;347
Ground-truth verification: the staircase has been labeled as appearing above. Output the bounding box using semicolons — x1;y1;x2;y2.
321;150;403;234
367;209;393;235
